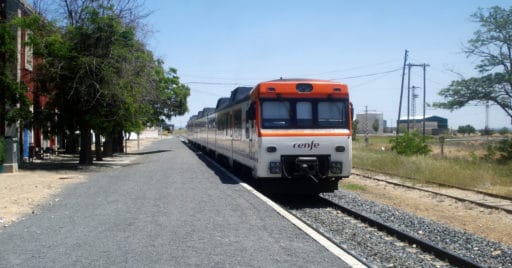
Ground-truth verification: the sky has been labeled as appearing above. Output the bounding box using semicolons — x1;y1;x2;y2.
143;0;511;129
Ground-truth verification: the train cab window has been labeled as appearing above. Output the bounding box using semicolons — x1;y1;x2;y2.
296;101;313;127
318;101;345;127
262;101;291;128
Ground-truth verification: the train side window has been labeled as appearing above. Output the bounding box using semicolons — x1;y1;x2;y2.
296;101;313;127
216;112;228;131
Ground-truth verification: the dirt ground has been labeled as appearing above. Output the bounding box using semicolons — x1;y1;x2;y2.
343;172;512;247
2;138;512;248
0;137;159;227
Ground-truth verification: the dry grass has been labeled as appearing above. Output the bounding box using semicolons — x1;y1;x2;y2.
353;137;512;198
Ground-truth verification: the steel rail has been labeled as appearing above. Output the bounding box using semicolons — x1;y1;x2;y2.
352;171;512;214
316;196;484;268
352;168;512;202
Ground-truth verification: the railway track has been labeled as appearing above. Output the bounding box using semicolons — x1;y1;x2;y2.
275;195;486;267
351;170;512;214
319;196;482;267
184;141;511;267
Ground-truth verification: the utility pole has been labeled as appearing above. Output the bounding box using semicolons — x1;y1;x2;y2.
407;64;411;132
411;85;418;118
397;50;408;135
422;64;427;136
485;101;490;135
365;105;369;145
406;62;429;135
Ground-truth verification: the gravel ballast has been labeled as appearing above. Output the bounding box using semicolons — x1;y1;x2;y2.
316;190;512;267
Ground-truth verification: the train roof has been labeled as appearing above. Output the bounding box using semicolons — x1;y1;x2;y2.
202;107;216;116
229;86;252;104
194;107;215;119
188;115;198;122
251;78;348;99
215;97;231;111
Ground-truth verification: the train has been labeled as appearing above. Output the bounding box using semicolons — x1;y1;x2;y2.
186;79;352;193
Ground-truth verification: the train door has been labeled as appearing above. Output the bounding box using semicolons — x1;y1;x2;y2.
229;110;234;165
246;102;256;160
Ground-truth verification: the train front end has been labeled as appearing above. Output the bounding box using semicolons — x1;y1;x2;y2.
250;79;352;193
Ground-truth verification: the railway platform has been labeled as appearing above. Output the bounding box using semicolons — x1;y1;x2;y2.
0;137;356;267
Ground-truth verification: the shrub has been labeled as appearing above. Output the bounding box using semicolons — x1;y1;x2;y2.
496;138;512;162
352;120;358;141
498;127;510;135
0;137;4;163
483;138;512;162
390;131;431;156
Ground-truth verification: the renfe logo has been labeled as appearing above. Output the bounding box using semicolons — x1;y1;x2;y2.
293;140;320;151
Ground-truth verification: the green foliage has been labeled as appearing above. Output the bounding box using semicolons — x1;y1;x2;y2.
486;138;512;162
457;124;476;135
0;137;4;163
434;6;512;121
352;119;358;141
498;127;510;135
497;138;512;161
372;119;379;132
481;128;494;136
0;20;32;127
18;4;190;163
390;131;431;156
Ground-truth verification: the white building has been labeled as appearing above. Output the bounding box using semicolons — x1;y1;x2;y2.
356;112;384;135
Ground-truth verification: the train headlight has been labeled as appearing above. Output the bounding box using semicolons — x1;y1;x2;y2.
335;146;346;152
266;146;277;153
330;161;343;174
269;161;281;174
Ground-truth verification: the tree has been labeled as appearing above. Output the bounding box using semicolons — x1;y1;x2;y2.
434;6;512;122
23;2;189;164
352;119;358;140
0;137;4;163
498;127;510;135
0;20;32;137
457;124;476;135
372;119;379;133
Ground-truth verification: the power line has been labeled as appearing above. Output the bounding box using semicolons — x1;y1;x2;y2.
349;70;400;88
185;81;250;86
293;58;400;77
182;65;403;86
331;68;402;80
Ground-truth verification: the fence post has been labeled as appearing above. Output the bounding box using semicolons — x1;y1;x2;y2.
439;136;445;157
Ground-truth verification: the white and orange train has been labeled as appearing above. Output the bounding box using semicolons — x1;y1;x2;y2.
186;79;352;193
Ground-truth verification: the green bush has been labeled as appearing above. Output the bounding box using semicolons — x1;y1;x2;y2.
0;137;4;163
497;138;512;161
494;138;512;162
483;138;512;162
390;131;431;156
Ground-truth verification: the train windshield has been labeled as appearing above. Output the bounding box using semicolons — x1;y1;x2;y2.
261;99;349;129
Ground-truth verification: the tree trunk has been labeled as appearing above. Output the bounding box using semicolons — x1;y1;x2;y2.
65;132;78;154
103;132;113;157
94;132;103;161
79;126;93;165
113;130;124;153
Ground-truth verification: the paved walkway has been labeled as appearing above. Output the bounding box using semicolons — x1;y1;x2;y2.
0;137;350;267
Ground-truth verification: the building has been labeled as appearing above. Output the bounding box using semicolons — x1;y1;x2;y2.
1;0;50;172
398;115;448;135
355;112;384;135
